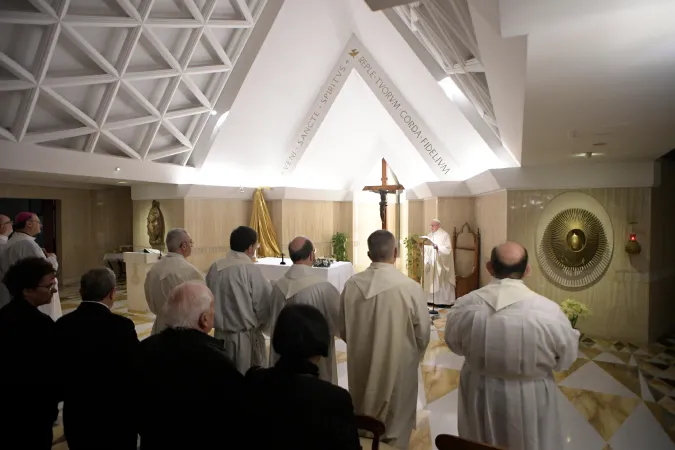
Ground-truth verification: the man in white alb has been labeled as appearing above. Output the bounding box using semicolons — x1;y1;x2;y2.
340;230;430;449
267;236;340;384
144;228;204;335
445;242;579;450
206;226;272;374
421;219;456;306
0;212;61;318
0;214;12;249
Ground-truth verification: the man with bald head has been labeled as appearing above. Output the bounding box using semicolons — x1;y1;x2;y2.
0;212;61;318
137;281;244;450
445;241;579;450
340;230;430;449
144;227;204;335
267;236;341;383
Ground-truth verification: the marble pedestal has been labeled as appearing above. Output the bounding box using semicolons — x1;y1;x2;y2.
123;252;159;313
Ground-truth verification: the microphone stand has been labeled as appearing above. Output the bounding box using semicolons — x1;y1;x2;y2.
429;245;439;316
280;252;286;265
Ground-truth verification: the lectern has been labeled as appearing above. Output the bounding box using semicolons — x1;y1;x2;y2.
414;236;439;316
123;252;160;313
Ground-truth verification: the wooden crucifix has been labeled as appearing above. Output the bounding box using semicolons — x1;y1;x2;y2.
363;159;404;229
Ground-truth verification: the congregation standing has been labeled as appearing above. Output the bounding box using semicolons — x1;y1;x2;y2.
0;210;579;450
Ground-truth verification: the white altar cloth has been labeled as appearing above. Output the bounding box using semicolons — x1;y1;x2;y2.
256;258;355;293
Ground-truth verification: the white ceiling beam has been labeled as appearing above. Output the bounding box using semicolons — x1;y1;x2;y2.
0;53;37;83
0;12;56;25
144;19;202;28
28;0;57;18
184;65;229;75
446;59;485;74
184;0;205;23
139;75;181;159
84;82;120;152
40;86;99;129
43;74;117;88
100;130;142;160
23;126;94;144
115;0;142;22
178;112;210;165
0;127;16;142
141;28;182;71
12;88;40;142
62;16;138;27
234;0;254;23
120;81;162;117
160;120;193;149
207;20;252;28
146;144;191;161
202;29;234;68
180;77;211;109
60;25;119;77
165;106;210;119
103;116;159;131
123;69;180;81
0;80;36;91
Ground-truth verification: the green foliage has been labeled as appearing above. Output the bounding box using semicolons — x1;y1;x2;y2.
403;234;421;281
560;298;591;329
331;232;349;262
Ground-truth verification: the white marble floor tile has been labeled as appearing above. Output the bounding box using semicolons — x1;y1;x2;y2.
594;352;627;365
337;362;348;390
640;371;656;402
560;362;637;398
335;339;347;353
609;402;675;450
423;351;465;371
556;389;606;450
134;322;153;335
427;389;459;443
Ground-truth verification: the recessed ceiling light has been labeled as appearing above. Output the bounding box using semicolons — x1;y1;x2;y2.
115;167;121;171
210;110;217;116
117;181;127;184
572;152;604;158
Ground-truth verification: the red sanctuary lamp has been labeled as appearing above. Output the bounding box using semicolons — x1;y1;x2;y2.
625;232;641;255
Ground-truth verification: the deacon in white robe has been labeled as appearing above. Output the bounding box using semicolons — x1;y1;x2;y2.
445;242;579;450
0;212;61;319
206;226;272;374
268;237;340;384
340;230;430;449
144;228;204;335
421;219;456;306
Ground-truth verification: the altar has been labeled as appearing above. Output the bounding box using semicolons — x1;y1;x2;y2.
256;257;355;293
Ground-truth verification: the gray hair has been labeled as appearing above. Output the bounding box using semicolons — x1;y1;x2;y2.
80;267;116;301
166;228;189;252
367;230;396;262
162;281;213;330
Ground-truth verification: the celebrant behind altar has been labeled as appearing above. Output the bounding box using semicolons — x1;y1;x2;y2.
419;219;456;306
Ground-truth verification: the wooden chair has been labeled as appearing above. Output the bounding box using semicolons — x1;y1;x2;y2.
355;415;395;450
435;434;504;449
452;223;480;299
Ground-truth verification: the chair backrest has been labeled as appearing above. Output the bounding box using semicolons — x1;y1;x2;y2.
355;415;386;450
435;434;505;450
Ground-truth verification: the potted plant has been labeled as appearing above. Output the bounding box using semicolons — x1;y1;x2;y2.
331;232;349;262
560;298;591;329
403;235;422;282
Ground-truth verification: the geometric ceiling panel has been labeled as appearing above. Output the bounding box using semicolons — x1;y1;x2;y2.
0;0;266;166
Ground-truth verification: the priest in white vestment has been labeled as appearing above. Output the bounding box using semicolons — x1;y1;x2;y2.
0;214;12;249
445;242;579;450
268;236;340;384
421;219;456;306
0;212;61;319
144;228;204;335
340;230;430;449
206;226;272;374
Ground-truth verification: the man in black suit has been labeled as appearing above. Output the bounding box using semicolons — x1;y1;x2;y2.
54;267;139;450
0;257;59;450
137;281;245;450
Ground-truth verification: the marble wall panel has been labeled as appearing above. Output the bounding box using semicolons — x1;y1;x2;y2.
475;191;508;286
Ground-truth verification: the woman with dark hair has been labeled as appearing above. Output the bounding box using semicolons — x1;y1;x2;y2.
0;257;59;449
245;304;361;450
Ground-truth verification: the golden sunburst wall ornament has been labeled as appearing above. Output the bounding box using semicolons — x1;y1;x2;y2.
535;192;614;289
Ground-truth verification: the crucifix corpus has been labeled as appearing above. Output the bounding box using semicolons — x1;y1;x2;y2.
363;159;404;229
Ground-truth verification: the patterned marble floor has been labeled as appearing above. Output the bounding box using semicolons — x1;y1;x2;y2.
52;284;675;450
